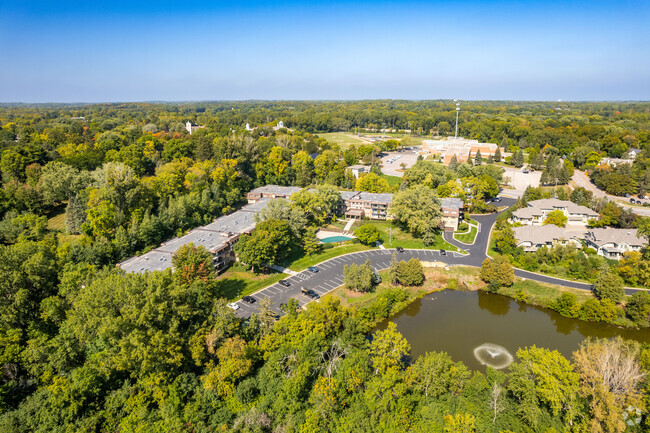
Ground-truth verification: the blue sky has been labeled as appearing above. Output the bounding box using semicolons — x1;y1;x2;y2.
1;0;648;102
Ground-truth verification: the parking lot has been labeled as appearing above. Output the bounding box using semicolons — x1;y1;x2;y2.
501;166;542;190
380;150;419;177
232;248;465;318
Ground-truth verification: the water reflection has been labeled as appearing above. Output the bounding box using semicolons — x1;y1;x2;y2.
477;290;510;315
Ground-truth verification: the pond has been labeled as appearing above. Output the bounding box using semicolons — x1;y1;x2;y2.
375;290;650;370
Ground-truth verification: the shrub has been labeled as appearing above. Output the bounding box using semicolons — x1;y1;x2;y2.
592;270;625;303
396;258;425;286
480;257;514;292
551;292;580;318
626;291;650;324
579;298;620;323
355;224;381;245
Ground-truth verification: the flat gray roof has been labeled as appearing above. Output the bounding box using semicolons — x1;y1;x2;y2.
240;197;272;213
119;250;173;274
157;229;232;254
202;209;257;234
355;192;393;204
441;197;463;210
340;191;361;200
248;185;302;196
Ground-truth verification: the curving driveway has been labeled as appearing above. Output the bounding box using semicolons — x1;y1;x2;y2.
234;197;643;318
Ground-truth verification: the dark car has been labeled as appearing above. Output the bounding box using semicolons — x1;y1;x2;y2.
301;287;319;300
308;266;319;273
278;279;290;287
396;246;404;253
242;296;256;304
631;198;636;204
440;249;447;256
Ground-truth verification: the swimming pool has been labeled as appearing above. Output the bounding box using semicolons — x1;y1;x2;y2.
320;235;352;243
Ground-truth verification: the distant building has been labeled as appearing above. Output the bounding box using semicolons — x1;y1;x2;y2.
584;228;644;260
513;225;584;252
440;198;464;231
421;137;501;165
511;199;598;226
347;164;369;179
185;121;205;135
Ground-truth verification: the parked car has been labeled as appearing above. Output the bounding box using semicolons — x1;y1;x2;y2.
279;280;290;287
625;193;631;197
396;246;404;253
301;287;320;299
308;266;319;273
639;194;646;199
631;198;636;204
440;249;447;256
242;296;256;304
227;302;240;311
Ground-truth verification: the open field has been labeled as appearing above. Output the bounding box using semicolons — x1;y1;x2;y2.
319;132;372;149
319;131;428;150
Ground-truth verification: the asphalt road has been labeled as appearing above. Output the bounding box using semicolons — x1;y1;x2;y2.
233;196;644;318
572;170;650;216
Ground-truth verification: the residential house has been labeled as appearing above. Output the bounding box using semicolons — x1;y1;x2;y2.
513;225;584;252
584;228;644;260
511;199;599;226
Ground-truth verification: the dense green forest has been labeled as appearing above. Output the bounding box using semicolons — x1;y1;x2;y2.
1;101;649;432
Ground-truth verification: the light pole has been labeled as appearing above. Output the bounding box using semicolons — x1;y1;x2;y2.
454;99;460;139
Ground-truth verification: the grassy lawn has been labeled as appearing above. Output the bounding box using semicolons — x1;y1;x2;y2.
501;278;594;309
46;204;67;231
359;220;459;251
380;173;402;189
284;243;371;272
216;264;286;300
454;225;478;244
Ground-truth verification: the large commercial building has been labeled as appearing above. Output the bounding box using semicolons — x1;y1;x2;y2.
421;138;501;165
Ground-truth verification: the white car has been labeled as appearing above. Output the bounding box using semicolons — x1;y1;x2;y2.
227;302;240;311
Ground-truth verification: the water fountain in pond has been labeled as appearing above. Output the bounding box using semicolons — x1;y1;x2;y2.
473;343;513;369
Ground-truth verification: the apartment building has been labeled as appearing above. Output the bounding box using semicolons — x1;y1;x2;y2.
118;199;271;274
440;198;464;231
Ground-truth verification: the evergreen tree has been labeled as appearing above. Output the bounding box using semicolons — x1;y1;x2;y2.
449;155;459;170
474;149;482;166
512;150;524;168
494;146;502;162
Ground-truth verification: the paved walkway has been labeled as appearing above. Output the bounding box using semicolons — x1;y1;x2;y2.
343;219;355;232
